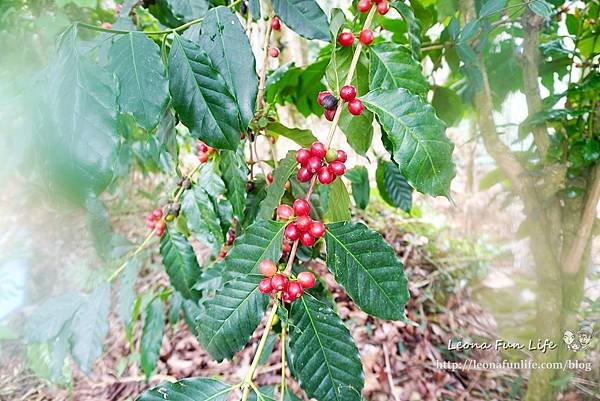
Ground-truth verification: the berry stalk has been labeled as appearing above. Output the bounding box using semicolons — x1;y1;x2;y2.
256;14;275;111
279;326;287;401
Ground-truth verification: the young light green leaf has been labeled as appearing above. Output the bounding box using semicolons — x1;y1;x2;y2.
159;230;202;301
137;377;232;401
266;122;317;147
218;150;248;222
25;293;83;343
324;178;351;222
199;6;258;128
197;274;269;361
376;160;413;212
272;0;330;41
108;33;169;131
326;46;369;95
345;166;369;209
288;294;364;401
168;33;241;150
258;151;297;219
363;88;455;197
141;298;166;378
182;185;224;255
369;43;428;97
325;221;408;320
338;108;373;155
117;257;140;325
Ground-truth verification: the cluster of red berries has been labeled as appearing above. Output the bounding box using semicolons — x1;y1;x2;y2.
257;259;316;303
338;29;374;47
196;141;215;163
318;85;364;118
268;16;282;58
295;141;347;184
357;0;389;14
276;199;326;247
145;208;166;237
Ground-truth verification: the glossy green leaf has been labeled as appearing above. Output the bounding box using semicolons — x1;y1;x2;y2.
158;0;209;27
376;160;412;212
528;0;553;19
338;108;373;155
325;221;408;320
108;33;169;131
169;292;183;324
324;178;351;222
369;43;428;97
289;294;363;401
363;88;455;197
222;220;286;279
137;377;232;401
25;293;83;343
244;177;268;228
390;2;421;58
248;0;261;19
160;230;202;301
182;185;224;255
199;7;258;128
326;46;369;95
258;151;297;219
345;166;369;209
117;258;140;325
431;86;464;126
272;0;330;41
70;283;112;373
168;33;241;150
479;0;507;18
266;122;317;147
219;149;248;223
197;274;269;361
197;160;227;197
141;298;166;378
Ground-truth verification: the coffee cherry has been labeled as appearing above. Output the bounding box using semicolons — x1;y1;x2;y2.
300;231;316;247
310;142;327;158
357;0;371;12
198;152;209;163
296;148;311;165
359;29;374;45
322;95;338;111
197;141;209;153
377;0;389;14
318;166;334;184
324;108;336;121
297;167;313;182
259;259;278;277
271;16;281;30
165;214;175;222
219;248;228;258
152;208;163;219
246;181;255;192
340;85;357;101
267;171;274;184
226;229;236;245
282;242;292;253
308;220;326;238
240;1;248;15
297;272;316;289
336;149;348;163
271;274;288;291
155;220;166;236
296;215;312;232
146;220;156;229
307;156;322;173
259;278;273;294
293;198;311;216
287;281;304;299
348;98;364;115
285;223;301;241
325;148;338;162
329;161;346;176
282;290;295;303
269;47;280;58
338;31;355;47
317;91;332;106
277;204;294;220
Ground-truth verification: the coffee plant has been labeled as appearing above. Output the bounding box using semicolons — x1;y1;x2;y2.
22;0;471;399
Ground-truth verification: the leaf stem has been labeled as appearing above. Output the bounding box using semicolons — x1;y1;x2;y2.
240;302;280;401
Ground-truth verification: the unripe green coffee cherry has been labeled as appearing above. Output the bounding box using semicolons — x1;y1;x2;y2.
325;148;338;162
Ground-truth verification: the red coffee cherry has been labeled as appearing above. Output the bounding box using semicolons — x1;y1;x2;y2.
324;108;336;121
297;167;313;182
277;204;294;220
310;142;327;158
348;98;364;115
357;0;371;12
340;85;357;101
152;208;163;219
271;274;289;291
297;272;316;289
308;220;326;238
307;156;322;173
287;281;304;299
285;223;301;241
267;171;274;184
293;198;311;216
259;278;273;294
336;149;348;163
329;161;346;176
300;231;316;247
318;166;334;184
377;0;390;15
296;148;311;165
317;91;332;106
282;290;295;303
359;29;374;45
198;152;209;163
219;248;228;258
259;259;278;277
155;220;166;237
197;141;209;153
338;31;355;47
282;242;292;253
296;215;312;232
269;47;280;58
271;16;281;30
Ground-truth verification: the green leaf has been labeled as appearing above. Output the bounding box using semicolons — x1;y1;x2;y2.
219;150;248;222
325;221;408;320
266;122;317;147
431;86;463;126
327;46;369;95
158;0;209;27
70;283;112;373
369;43;428;97
288;294;363;401
249;0;261;19
324;178;351;222
272;0;330;41
169;292;183;324
197;274;269;361
182;185;225;255
363;88;455;197
345;166;369;209
244;177;268;228
390;2;421;58
197;160;227;197
199;7;258;128
182;299;201;336
376;160;413;212
25;293;83;343
338;108;373;155
141;298;166;378
108;33;169;131
160;230;202;301
117;258;140;326
168;33;241;150
528;0;553;19
222;220;285;279
137;377;232;401
479;0;507;18
258;151;297;220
